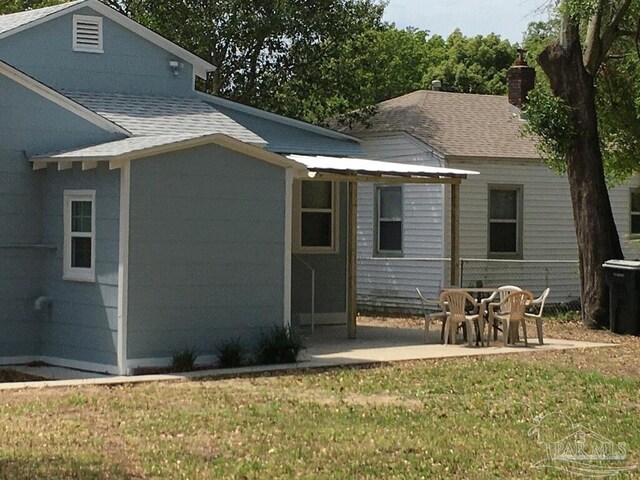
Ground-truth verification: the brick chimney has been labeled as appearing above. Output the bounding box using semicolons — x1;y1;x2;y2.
507;49;535;109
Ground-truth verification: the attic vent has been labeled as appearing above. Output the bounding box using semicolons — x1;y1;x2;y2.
73;15;103;53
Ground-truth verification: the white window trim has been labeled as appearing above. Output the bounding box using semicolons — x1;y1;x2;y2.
63;190;96;283
375;185;403;256
73;15;104;54
487;184;523;259
631;188;640;238
292;180;339;254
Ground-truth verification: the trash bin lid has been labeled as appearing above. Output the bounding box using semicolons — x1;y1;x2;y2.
603;259;640;270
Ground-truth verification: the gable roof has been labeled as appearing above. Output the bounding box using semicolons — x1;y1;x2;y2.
30;133;302;170
342;90;540;160
66;91;265;144
32;132;307;172
0;59;129;135
0;0;214;79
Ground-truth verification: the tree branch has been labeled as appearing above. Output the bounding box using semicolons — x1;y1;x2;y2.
585;0;633;75
584;0;605;73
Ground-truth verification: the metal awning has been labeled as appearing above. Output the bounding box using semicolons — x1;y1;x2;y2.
286;154;477;340
286;154;478;183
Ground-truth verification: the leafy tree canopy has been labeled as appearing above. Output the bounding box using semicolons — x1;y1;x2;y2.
522;7;640;185
1;1;520;123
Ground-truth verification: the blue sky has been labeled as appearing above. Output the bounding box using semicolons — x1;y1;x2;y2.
383;0;551;43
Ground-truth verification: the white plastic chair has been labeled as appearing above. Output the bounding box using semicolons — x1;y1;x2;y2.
439;290;480;346
416;287;447;343
525;288;551;345
488;290;534;346
484;285;522;340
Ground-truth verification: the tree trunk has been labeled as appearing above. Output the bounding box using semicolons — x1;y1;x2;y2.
538;28;623;328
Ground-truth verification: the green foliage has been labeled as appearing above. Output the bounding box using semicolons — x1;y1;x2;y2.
522;86;576;174
522;12;640;186
594;40;640;185
171;347;197;372
104;0;385;122
256;326;303;365
215;337;246;368
102;1;518;123
421;29;517;95
1;3;521;127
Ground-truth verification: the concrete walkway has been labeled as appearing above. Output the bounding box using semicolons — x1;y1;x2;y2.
1;325;614;390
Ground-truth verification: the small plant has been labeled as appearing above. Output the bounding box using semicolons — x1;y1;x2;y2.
171;347;198;372
256;326;304;365
215;337;246;368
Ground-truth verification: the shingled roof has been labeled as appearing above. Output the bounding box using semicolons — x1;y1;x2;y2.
342;90;540;160
66;91;265;144
0;0;83;36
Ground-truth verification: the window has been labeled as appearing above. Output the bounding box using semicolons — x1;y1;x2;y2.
631;189;640;236
63;190;96;282
376;186;402;255
293;180;338;253
488;185;522;258
73;15;103;53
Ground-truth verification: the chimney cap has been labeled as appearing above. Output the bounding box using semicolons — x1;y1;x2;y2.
431;79;442;91
514;48;528;66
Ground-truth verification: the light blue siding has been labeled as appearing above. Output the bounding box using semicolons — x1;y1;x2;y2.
0;6;195;96
126;144;286;360
40;163;121;367
291;183;347;320
0;72;121;360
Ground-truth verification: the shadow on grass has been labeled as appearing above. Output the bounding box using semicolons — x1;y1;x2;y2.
0;457;139;480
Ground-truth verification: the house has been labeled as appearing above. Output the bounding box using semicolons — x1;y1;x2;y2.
340;60;640;311
0;0;475;374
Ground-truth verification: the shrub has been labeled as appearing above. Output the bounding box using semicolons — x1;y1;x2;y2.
171;347;198;372
256;326;304;365
215;337;246;368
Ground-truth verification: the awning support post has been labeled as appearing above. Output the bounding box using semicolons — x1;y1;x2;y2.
347;181;358;339
450;181;460;286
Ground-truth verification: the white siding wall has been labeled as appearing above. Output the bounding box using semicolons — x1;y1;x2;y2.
444;158;640;303
356;133;446;309
610;181;640;258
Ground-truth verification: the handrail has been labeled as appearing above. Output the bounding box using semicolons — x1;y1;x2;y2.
293;255;315;334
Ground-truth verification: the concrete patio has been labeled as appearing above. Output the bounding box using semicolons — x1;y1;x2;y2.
2;323;614;390
301;324;614;363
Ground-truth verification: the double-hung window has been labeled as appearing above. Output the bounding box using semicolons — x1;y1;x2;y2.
631;189;640;236
293;180;338;253
63;190;96;282
376;186;403;255
488;185;522;258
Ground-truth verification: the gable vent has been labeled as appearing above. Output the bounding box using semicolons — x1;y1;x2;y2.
73;15;103;54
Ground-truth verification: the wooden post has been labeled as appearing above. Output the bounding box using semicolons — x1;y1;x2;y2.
450;181;460;286
347;181;358;339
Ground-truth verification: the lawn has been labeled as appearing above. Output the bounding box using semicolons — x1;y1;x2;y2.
1;320;639;479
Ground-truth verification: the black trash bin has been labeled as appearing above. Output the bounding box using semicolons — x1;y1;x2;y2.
603;260;640;335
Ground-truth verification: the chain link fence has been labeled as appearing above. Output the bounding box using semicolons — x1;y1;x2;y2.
357;257;581;316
